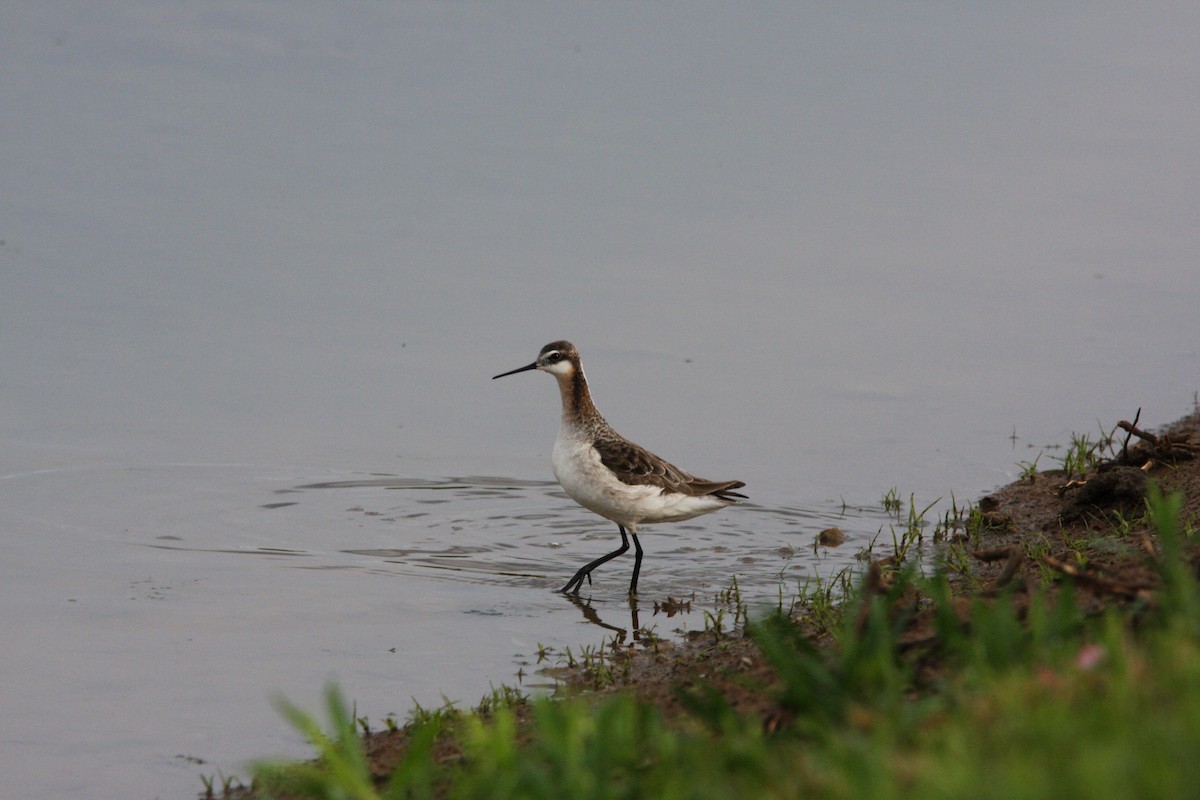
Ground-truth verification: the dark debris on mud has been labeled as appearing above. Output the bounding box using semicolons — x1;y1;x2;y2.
974;409;1199;600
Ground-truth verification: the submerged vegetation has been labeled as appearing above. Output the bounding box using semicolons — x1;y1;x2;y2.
219;414;1200;800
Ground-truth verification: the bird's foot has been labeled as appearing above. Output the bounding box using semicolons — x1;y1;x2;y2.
560;571;589;594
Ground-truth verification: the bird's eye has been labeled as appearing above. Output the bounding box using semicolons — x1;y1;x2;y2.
545;352;562;362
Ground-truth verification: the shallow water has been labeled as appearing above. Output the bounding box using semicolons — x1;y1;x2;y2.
1;463;880;799
2;5;1198;798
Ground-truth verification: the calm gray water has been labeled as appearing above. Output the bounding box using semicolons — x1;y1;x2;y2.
2;5;1197;798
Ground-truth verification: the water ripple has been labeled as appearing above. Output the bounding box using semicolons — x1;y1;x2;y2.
283;474;894;605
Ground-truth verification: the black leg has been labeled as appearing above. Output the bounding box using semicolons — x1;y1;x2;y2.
561;525;630;594
628;532;643;596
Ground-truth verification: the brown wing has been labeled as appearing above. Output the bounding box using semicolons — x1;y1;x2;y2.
593;434;746;499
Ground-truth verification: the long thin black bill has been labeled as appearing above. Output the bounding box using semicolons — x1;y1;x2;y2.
492;361;538;380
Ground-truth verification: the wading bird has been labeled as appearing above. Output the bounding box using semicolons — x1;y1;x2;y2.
493;341;745;595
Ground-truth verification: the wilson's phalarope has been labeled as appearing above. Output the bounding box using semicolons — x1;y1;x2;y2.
493;340;746;596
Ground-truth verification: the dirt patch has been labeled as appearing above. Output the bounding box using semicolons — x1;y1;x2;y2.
972;410;1200;598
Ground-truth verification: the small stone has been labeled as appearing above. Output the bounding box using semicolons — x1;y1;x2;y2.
817;527;846;547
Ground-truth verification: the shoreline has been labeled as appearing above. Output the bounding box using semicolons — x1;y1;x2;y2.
220;405;1200;799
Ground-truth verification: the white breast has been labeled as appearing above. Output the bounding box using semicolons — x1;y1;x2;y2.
551;430;732;530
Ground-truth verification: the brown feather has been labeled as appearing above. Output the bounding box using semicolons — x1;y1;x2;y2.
593;433;745;498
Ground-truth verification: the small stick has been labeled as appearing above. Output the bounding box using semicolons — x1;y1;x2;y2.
1118;407;1144;456
972;546;1024;590
1041;555;1141;598
1116;415;1157;447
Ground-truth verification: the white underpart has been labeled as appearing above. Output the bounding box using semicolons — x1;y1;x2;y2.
551;427;731;531
540;357;573;377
